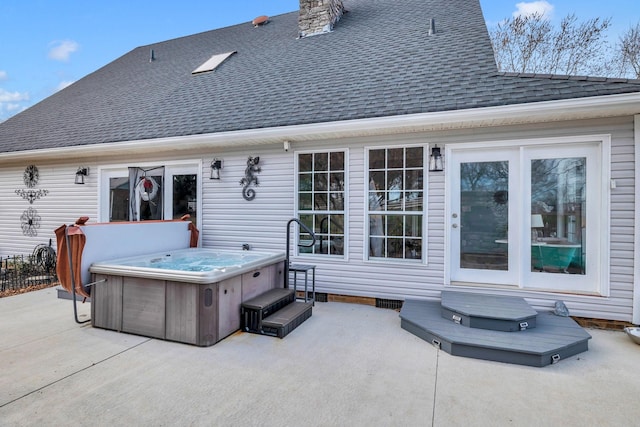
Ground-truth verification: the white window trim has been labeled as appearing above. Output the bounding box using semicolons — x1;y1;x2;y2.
363;143;428;265
293;148;349;261
444;134;611;296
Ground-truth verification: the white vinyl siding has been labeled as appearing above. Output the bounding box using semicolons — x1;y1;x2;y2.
0;116;634;322
199;137;443;301
0;163;99;257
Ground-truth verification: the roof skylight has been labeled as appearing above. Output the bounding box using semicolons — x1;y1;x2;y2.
192;51;237;75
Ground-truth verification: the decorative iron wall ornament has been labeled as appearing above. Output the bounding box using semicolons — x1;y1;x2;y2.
239;156;261;201
20;207;41;237
23;165;39;188
16;164;49;237
15;189;49;204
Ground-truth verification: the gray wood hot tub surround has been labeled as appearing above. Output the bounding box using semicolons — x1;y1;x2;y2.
91;261;284;346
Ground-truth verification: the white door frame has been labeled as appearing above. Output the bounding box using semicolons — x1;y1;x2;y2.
445;135;610;296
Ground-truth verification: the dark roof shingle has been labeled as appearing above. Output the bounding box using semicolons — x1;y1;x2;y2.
0;0;639;154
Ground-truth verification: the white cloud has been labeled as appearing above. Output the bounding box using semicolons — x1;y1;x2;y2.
48;40;79;61
0;88;29;102
513;1;554;19
6;103;23;112
0;89;29;120
0;70;7;81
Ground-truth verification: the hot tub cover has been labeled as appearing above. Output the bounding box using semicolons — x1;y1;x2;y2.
55;216;199;298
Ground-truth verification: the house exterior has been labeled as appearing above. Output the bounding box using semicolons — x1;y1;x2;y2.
1;0;640;323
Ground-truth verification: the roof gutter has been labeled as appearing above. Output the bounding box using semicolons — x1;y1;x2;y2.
2;92;639;163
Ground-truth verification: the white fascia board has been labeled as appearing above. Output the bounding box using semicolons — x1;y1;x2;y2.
2;92;640;163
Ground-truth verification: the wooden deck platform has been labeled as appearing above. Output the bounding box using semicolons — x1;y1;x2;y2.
400;298;591;367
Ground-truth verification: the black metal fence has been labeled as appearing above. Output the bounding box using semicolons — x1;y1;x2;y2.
0;243;58;292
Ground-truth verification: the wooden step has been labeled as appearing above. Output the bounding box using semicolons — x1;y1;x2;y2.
441;291;537;332
400;299;591;367
241;288;295;334
261;301;313;338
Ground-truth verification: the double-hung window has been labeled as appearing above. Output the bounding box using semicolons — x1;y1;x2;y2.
297;151;346;257
367;146;425;261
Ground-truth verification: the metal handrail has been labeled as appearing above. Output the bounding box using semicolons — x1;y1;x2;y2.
285;218;316;288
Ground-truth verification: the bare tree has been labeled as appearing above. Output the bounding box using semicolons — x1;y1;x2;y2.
491;12;550;73
617;22;640;78
490;12;612;76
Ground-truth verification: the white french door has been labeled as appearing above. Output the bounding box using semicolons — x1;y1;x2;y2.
448;140;605;294
449;149;519;285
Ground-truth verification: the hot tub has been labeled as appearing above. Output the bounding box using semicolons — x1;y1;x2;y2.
89;248;285;346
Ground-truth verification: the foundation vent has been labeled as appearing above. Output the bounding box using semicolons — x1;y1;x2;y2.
314;292;329;302
375;298;404;310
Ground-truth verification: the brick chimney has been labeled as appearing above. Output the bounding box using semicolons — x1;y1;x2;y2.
298;0;345;38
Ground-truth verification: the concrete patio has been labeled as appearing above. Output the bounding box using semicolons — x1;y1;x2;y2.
1;287;638;426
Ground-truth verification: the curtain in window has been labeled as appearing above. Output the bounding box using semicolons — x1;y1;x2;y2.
129;166;164;221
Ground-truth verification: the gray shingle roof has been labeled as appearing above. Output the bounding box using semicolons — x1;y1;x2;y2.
1;0;639;154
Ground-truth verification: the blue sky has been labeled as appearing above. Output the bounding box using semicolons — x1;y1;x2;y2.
0;1;638;121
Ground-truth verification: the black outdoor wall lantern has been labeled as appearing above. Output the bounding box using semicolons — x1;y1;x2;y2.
75;166;89;184
429;145;443;172
210;158;223;180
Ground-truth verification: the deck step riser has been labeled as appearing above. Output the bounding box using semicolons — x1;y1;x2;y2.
241;288;311;338
440;291;538;332
401;317;588;367
262;302;313;338
241;288;295;333
440;307;536;332
400;298;591;367
401;318;454;354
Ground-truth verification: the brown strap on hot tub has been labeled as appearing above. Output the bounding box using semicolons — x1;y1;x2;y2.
180;214;199;248
188;223;199;248
54;223;90;298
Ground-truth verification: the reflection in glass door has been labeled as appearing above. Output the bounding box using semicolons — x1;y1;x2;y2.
460;161;509;271
450;149;518;285
172;174;198;223
530;158;586;275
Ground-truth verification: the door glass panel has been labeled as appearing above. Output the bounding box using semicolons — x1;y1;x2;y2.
460;161;509;270
172;174;197;223
109;177;129;221
531;158;585;274
130;167;164;221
